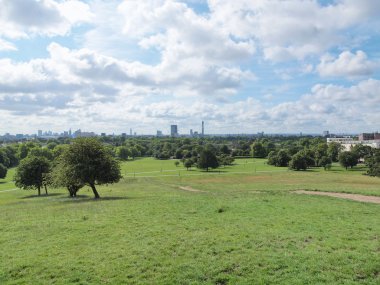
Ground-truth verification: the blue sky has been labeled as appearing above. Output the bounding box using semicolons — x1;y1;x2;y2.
0;0;379;135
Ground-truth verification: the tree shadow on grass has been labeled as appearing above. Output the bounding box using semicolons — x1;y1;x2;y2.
200;169;228;173
61;195;133;203
21;193;64;199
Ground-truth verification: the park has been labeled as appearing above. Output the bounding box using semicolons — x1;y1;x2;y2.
1;142;379;284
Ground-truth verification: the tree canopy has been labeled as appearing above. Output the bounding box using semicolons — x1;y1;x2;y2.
339;151;358;170
0;163;7;179
197;149;219;171
14;155;51;196
58;138;122;198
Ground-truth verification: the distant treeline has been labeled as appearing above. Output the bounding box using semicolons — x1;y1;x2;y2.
1;136;380;190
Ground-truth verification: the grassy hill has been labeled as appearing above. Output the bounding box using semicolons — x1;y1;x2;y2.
0;158;379;284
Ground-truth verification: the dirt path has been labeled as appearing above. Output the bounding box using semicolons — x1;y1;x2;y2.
294;190;380;204
178;186;207;193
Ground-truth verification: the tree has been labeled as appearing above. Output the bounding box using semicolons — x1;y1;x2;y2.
327;142;342;162
197;149;219;171
14;156;51;196
351;144;373;161
58;138;121;198
29;147;54;161
276;149;291;167
289;153;308;171
338;151;358;170
174;161;180;167
251;142;267;158
313;143;328;166
184;159;193;170
0;163;7;179
267;151;278;166
50;159;84;197
220;145;231;155
319;156;332;170
116;146;130;160
129;147;140;160
366;150;380;177
0;149;10;168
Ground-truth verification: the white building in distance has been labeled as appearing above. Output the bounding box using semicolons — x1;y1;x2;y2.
327;137;380;151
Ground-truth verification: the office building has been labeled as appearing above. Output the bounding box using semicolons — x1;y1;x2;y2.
171;125;178;137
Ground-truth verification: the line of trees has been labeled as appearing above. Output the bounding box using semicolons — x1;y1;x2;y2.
13;138;121;198
2;135;379;198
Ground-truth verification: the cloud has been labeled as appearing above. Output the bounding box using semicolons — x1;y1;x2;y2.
0;38;17;51
0;0;93;40
208;0;380;61
0;41;252;120
317;50;377;78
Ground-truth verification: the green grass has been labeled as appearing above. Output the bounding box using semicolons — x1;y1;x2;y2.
0;158;379;284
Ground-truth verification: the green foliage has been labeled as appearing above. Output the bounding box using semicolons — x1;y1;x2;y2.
366;150;380;177
319;156;332;170
339;151;358;170
218;155;235;166
289;153;308;171
50;158;84;197
351;144;373;160
251;142;267;158
0;163;7;179
14;155;51;196
116;146;131;160
327;142;342;162
29;147;54;161
197;149;219;171
268;149;291;167
184;159;193;170
58;138;122;198
174;161;180;167
0;149;10;167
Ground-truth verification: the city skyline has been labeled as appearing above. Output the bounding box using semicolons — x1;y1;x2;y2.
0;1;379;134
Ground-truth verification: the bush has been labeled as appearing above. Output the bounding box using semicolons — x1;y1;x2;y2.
0;163;7;179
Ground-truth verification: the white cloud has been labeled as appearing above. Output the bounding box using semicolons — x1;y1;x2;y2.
0;0;93;40
208;0;380;61
317;50;377;78
0;38;16;51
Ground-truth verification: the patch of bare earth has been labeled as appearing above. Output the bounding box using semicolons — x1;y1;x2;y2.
294;190;380;204
178;186;207;193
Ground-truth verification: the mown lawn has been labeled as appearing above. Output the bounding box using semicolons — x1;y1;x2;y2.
0;158;379;284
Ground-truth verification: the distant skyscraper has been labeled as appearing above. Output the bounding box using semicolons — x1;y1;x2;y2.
37;130;42;137
157;130;163;137
201;121;204;136
190;129;193;136
171;125;178;137
130;128;132;136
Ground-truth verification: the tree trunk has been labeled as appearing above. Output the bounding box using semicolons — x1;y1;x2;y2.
90;183;100;199
44;185;48;195
37;186;41;196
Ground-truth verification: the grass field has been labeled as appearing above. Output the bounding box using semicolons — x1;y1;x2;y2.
0;158;379;284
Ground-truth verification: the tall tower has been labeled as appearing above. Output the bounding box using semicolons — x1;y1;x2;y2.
202;121;204;136
170;125;178;137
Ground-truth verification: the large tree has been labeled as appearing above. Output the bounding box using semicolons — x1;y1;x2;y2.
59;138;121;198
338;151;358;170
14;156;51;196
0;163;7;179
366;150;380;177
116;146;131;161
289;153;308;171
197;149;219;171
251;142;267;158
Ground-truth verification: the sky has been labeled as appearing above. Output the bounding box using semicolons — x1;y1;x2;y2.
0;0;379;135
